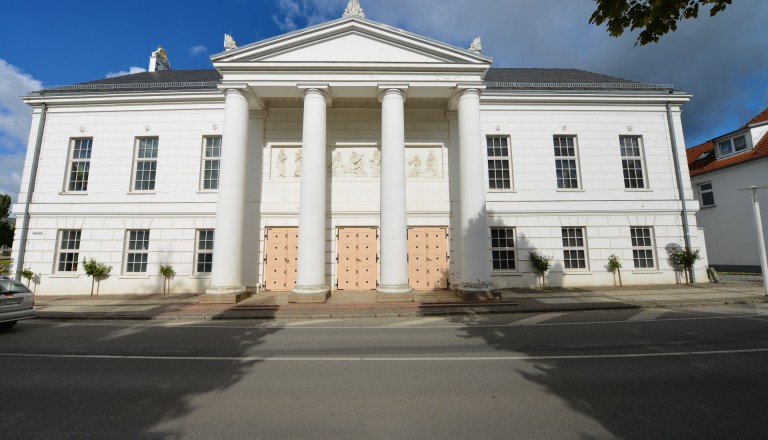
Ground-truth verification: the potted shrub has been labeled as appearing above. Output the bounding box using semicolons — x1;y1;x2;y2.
82;258;112;296
159;264;176;295
529;251;551;288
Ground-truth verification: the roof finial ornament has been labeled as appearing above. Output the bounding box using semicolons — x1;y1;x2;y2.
224;34;237;51
469;36;482;54
343;0;365;18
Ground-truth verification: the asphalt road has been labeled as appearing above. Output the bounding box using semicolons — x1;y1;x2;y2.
2;305;768;439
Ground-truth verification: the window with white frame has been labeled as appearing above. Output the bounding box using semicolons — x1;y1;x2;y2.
491;227;516;270
196;229;214;274
66;138;92;192
56;229;81;272
125;230;150;273
630;227;655;269
132;138;158;191
553;136;580;189
716;134;748;158
201;136;221;190
561;227;587;269
698;182;715;207
619;136;646;189
487;136;512;190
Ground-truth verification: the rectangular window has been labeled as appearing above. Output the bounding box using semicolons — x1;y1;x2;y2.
630;227;655;269
561;227;587;270
196;229;214;273
620;136;646;189
133;138;158;191
56;229;81;272
491;227;516;270
487;136;512;190
717;134;748;158
698;182;715;207
125;230;150;273
553;136;580;189
66;138;92;192
201;136;222;190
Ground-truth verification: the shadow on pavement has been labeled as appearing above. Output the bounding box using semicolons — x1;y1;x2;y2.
0;299;280;438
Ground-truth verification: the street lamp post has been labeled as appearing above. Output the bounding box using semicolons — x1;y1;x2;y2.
739;186;768;296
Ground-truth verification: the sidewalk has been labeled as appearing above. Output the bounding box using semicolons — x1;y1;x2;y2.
33;280;767;321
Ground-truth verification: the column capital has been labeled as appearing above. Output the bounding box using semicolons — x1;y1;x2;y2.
298;84;332;106
217;85;265;110
377;84;408;102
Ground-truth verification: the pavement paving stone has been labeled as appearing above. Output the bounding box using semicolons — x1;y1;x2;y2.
29;281;768;320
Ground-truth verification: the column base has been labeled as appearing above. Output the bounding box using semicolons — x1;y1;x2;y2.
455;282;500;301
376;284;413;294
198;285;250;304
289;284;330;303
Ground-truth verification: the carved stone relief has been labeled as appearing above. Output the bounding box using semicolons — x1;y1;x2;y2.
405;147;442;178
271;147;302;178
328;148;376;177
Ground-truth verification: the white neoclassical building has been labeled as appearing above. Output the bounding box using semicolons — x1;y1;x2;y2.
11;3;708;302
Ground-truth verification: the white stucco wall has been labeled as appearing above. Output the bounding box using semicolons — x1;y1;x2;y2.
691;158;768;270
10;95;706;294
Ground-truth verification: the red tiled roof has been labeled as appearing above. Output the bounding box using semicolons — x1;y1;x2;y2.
687;133;768;176
687;107;768;177
745;107;768;127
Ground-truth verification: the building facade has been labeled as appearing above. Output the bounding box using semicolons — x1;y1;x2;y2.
687;107;768;272
12;8;707;301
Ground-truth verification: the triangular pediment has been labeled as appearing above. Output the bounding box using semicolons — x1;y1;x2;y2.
212;17;491;65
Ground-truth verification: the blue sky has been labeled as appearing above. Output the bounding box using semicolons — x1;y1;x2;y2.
1;0;767;204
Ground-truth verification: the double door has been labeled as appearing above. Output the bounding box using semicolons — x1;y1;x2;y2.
408;227;449;290
263;227;298;291
337;227;378;290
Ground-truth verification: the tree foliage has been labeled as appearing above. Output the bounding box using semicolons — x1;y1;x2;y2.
82;257;112;295
0;194;10;219
590;0;733;45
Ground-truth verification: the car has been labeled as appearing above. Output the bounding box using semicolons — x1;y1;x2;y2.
0;279;36;329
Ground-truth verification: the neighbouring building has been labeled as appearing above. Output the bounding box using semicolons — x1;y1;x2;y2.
687;107;768;272
11;1;707;301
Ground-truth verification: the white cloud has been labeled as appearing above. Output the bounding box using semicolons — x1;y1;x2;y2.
189;45;208;56
0;59;42;147
272;0;337;31
0;59;41;205
275;0;767;147
105;66;147;78
0;154;25;206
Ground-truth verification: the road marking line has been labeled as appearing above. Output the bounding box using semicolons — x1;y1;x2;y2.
279;320;339;327
512;313;565;325
628;309;668;321
3;347;768;362
382;317;447;327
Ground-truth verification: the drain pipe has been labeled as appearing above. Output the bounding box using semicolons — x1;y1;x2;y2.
14;103;47;281
666;101;695;283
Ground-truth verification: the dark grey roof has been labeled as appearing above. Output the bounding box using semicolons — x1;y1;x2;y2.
485;68;637;84
484;68;674;91
34;67;674;95
35;70;221;95
79;69;222;86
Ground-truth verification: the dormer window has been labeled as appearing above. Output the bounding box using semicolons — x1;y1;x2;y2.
717;134;748;158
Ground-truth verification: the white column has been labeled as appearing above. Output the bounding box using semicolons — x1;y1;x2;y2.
377;88;412;295
205;88;249;300
457;88;492;292
291;88;330;301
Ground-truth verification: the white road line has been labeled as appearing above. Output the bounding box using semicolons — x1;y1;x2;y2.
3;347;768;362
512;313;565;326
279;319;339;327
628;309;668;321
382;317;447;327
